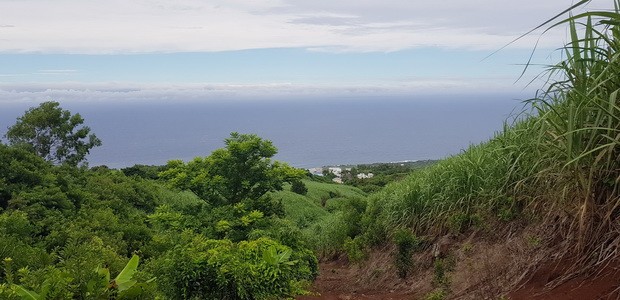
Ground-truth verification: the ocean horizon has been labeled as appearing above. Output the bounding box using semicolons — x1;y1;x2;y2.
0;94;526;169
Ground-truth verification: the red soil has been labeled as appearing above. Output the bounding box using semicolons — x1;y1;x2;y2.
297;260;417;300
299;254;620;300
509;260;620;300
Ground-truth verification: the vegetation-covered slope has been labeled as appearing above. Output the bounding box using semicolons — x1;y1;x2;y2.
2;1;620;299
0;128;323;299
272;179;368;259
311;1;620;298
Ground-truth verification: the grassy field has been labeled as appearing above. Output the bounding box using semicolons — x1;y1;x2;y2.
272;179;366;225
270;179;367;257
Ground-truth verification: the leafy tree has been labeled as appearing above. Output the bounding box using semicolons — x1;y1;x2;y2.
0;144;52;209
291;180;308;195
120;164;165;180
5;101;101;166
161;132;305;205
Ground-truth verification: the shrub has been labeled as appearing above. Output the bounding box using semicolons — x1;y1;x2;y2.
13;254;153;300
343;236;366;263
433;257;454;288
291;180;308;195
341;197;367;238
425;288;447;300
153;235;314;299
393;229;420;278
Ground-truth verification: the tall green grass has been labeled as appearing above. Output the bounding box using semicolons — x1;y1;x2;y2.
526;0;620;263
362;121;540;243
359;0;620;272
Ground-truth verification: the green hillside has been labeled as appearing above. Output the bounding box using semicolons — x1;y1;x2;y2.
271;179;368;257
318;2;620;297
1;1;619;299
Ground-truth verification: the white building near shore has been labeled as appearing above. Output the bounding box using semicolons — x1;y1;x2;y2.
328;167;342;177
357;173;374;179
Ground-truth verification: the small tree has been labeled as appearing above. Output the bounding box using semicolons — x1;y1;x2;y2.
290;180;308;195
5;101;101;166
160;132;305;205
393;229;420;278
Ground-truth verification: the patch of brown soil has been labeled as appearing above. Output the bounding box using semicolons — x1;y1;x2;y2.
448;229;539;299
297;252;429;300
298;227;533;299
298;224;620;300
509;260;620;300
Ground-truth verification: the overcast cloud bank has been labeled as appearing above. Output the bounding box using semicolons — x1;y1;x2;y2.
0;0;602;54
0;79;536;104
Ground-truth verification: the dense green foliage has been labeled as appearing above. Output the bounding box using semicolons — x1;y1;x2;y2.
153;236;315;299
0;145;159;299
121;164;167;180
0;110;318;299
4;101;101;166
4;3;618;299
160;132;305;206
360;128;533;242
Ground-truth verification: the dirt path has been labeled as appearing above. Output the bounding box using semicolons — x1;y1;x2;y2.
299;258;620;300
297;261;416;300
508;260;620;300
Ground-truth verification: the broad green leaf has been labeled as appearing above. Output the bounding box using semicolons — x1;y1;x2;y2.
13;284;41;300
97;267;110;283
119;283;147;298
277;249;291;263
114;254;139;292
284;260;298;266
262;246;277;265
117;280;137;293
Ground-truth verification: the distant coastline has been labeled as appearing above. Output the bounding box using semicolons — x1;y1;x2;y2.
0;96;516;169
308;159;439;183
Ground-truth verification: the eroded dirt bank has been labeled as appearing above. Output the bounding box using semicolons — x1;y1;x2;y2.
298;226;620;299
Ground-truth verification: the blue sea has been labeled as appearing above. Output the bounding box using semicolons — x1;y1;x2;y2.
0;94;526;169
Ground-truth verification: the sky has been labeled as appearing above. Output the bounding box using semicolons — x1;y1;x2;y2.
0;0;608;103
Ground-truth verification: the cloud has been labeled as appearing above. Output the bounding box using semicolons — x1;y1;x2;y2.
0;74;26;77
0;0;604;54
0;79;532;104
34;69;78;75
